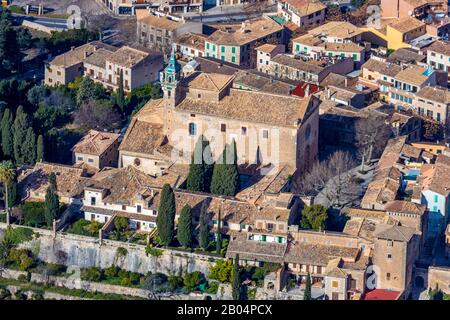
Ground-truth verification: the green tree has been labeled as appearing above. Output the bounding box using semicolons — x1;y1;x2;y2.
0;12;21;76
0;161;16;220
75;77;107;106
177;204;193;248
184;271;204;292
304;272;312;300
44;172;59;226
198;202;209;251
13;106;31;165
36;135;44;162
156;184;176;246
210;140;239;196
300;205;328;231
16;28;32;50
23;127;36;165
208;259;233;283
231;254;241;300
1;109;13;159
187;137;205;192
6;174;17;208
117;69;125;113
215;209;222;255
114;216;129;232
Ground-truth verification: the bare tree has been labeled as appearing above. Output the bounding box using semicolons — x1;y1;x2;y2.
355;112;392;172
296;151;361;208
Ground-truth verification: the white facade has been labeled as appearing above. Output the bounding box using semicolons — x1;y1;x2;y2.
83;189;157;232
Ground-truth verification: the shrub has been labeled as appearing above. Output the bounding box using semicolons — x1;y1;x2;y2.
116;247;128;258
168;275;183;291
66;219;103;237
21;202;46;227
205;281;219;294
208;259;233;283
145;244;163;257
120;277;132;287
114;216;129;232
104;265;119;278
4;226;34;245
7;248;35;271
81;267;103;282
118;269;130;280
184;271;205;293
130;272;141;285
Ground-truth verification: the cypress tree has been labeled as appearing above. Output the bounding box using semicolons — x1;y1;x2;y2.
117;69;125;113
211;149;227;196
6;174;18;208
177;204;193;248
304;272;312;300
211;141;239;197
23;127;36;165
1;109;13;159
13;106;30;165
215;209;222;255
156;183;176;246
198;202;209;251
44;172;59;226
36;134;44;162
231;254;241;300
186;136;204;192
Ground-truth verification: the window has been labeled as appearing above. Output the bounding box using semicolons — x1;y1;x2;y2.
387;240;393;247
232;47;236;54
188;123;197;136
220;123;226;132
231;56;235;63
122;205;126;211
434;195;439;203
90;197;96;206
241;126;247;135
137;205;142;213
386;273;391;280
387;254;392;259
332;280;339;288
88;158;94;163
206;43;210;50
221;46;225;53
77;156;83;161
262;130;269;139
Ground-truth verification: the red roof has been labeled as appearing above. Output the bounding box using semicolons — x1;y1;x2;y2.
362;289;402;300
290;82;319;97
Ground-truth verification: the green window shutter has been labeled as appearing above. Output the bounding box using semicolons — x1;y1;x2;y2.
221;56;225;61
295;44;300;51
206;43;210;50
328;52;332;56
261;235;266;242
353;54;357;60
231;56;235;63
206;52;210;57
221;46;225;53
434;195;438;203
232;47;236;53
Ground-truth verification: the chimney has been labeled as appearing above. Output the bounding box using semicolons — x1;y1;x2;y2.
344;78;348;87
305;84;310;97
327;88;331;99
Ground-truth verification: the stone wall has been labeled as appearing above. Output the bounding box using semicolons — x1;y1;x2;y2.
11;228;219;276
428;266;450;293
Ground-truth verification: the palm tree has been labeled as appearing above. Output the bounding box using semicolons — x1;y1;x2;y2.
0;161;16;224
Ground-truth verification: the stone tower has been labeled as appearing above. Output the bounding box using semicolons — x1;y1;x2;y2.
160;47;182;108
